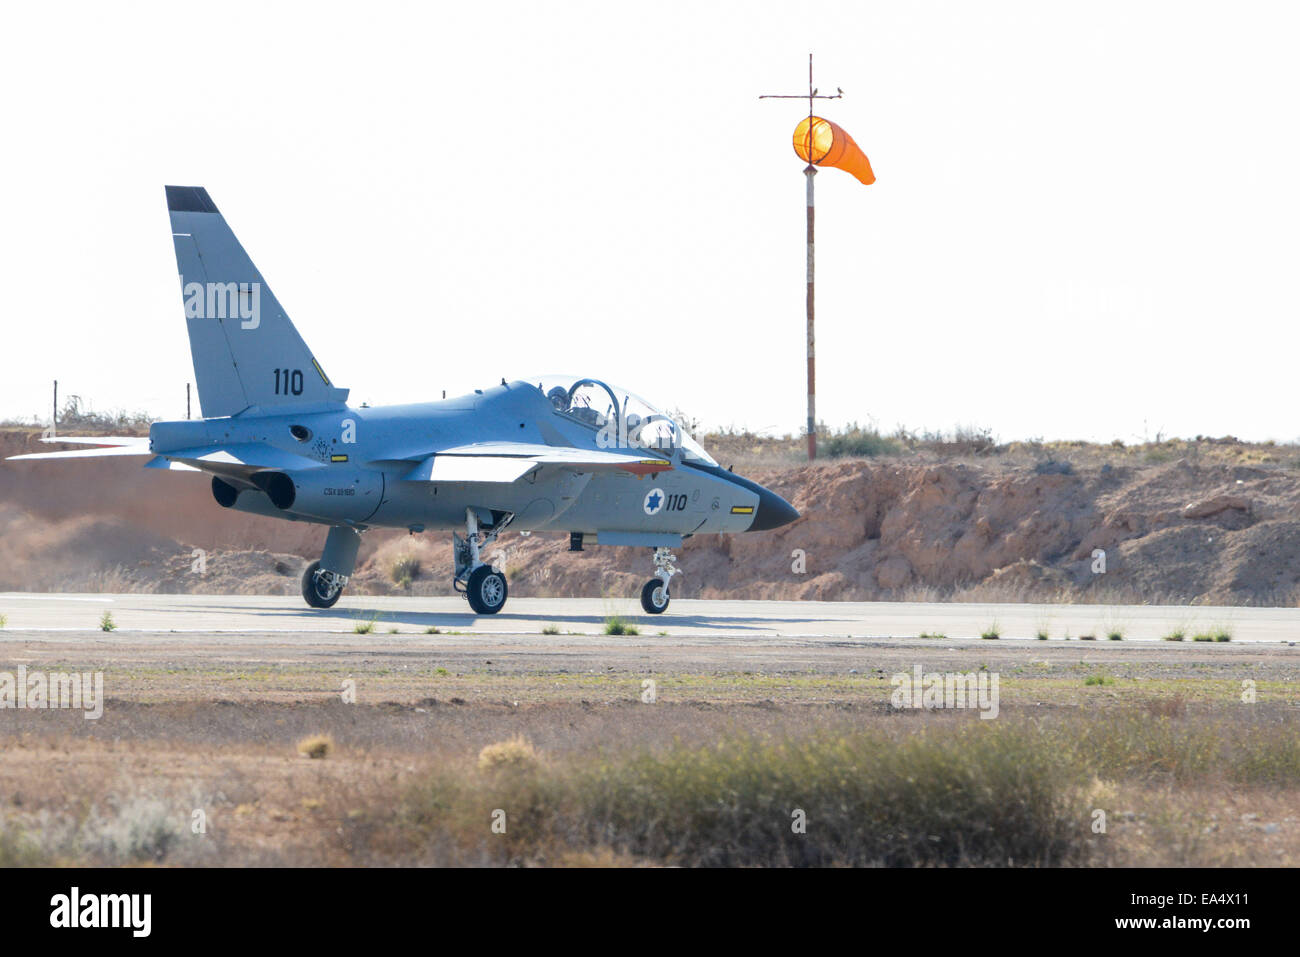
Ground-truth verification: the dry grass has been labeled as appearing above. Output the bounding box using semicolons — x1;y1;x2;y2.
389;554;420;588
0;639;1296;867
477;735;541;774
2;696;1294;867
297;734;335;760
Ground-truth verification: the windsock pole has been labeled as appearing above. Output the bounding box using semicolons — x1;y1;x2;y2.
761;54;843;461
805;164;816;461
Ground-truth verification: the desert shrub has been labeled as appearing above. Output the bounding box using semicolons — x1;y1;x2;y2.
79;797;181;864
0;826;48;866
1065;713;1221;783
298;734;334;759
401;723;1091;867
478;736;541;775
823;424;902;459
390;554;420;588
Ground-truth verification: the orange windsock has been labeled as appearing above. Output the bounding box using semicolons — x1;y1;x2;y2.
793;116;875;185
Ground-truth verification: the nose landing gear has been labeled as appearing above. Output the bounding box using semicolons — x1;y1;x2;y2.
640;546;679;614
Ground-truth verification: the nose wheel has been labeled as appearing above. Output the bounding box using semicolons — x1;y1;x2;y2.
640;578;670;614
640;546;679;615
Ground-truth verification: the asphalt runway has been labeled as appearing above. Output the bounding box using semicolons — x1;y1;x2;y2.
1;593;1298;644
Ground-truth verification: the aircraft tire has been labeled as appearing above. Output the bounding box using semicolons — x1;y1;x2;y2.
640;579;670;614
302;560;343;609
466;565;508;615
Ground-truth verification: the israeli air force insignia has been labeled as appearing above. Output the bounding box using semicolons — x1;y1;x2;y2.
643;488;665;515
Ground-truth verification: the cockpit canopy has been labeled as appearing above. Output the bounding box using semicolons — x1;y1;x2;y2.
529;375;717;467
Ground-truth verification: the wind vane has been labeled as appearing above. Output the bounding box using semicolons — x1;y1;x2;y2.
761;54;875;461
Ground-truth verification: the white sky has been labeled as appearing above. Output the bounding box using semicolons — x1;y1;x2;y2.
2;0;1298;442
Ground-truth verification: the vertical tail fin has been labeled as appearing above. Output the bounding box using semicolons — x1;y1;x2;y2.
167;186;348;418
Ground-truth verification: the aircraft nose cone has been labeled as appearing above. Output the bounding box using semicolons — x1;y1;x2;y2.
749;486;800;531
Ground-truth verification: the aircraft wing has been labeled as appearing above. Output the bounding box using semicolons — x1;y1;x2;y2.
402;442;674;484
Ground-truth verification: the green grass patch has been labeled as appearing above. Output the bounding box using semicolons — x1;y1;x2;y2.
99;611;116;632
604;616;639;636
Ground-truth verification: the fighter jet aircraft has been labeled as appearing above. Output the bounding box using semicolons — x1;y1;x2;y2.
8;187;799;615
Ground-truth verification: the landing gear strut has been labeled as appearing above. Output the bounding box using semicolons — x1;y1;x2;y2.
301;526;362;610
640;546;679;615
453;508;513;615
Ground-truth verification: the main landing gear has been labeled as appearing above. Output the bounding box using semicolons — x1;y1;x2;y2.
454;508;514;615
639;546;679;615
302;560;344;608
302;526;362;609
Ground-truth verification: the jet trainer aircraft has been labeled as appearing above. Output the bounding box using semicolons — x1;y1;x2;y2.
8;187;799;615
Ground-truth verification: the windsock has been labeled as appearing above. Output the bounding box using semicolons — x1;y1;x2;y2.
793;116;875;185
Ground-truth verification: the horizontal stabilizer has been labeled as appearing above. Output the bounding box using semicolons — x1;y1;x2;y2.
7;445;154;461
9;439;322;477
39;435;150;448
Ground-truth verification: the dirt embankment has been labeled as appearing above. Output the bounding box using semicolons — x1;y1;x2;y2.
3;429;1300;605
